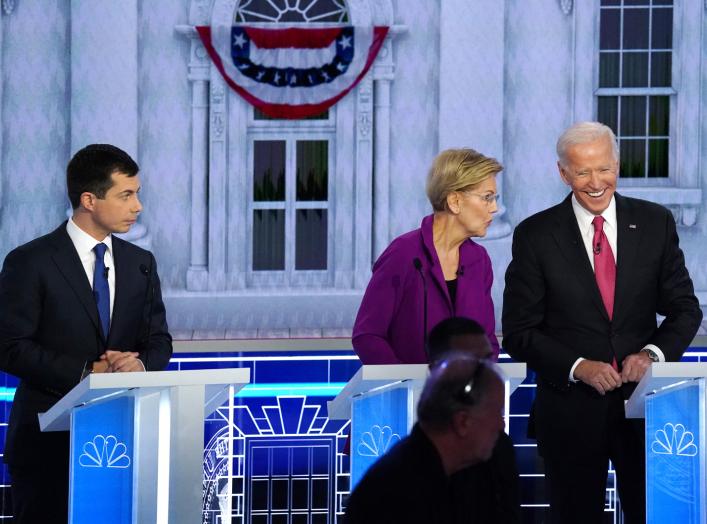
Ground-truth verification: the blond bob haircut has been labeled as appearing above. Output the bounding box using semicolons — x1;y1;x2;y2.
426;148;503;212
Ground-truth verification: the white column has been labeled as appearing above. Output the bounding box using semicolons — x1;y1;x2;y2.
373;41;394;259
0;6;5;213
354;77;374;288
71;0;150;247
438;0;510;238
208;77;228;291
503;1;574;225
71;1;138;156
176;25;211;291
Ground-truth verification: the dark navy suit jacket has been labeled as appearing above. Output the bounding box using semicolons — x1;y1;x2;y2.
0;222;172;466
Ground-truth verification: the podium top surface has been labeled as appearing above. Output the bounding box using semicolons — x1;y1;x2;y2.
39;368;251;432
327;362;527;420
626;362;707;418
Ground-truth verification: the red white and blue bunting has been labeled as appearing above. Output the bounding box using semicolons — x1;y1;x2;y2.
197;24;389;119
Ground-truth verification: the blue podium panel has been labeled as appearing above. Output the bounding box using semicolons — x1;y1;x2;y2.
69;396;135;524
350;387;410;489
646;380;706;524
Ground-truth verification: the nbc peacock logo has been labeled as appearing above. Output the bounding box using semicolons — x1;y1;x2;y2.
78;435;131;469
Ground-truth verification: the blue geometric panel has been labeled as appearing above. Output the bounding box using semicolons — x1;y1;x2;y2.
278;397;306;434
264;406;285;434
233;405;261;435
299;405;320;433
203;392;349;524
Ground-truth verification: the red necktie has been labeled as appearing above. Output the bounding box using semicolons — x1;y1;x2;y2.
592;215;618;370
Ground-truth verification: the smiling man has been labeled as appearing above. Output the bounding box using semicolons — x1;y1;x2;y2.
502;122;702;524
0;144;172;523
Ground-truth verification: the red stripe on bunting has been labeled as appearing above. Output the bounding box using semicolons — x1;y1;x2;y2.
196;26;389;120
244;27;342;49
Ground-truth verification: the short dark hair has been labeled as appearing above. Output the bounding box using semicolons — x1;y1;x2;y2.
417;356;498;431
427;317;486;363
67;144;139;209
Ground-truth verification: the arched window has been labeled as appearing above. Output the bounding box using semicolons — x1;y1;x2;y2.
235;0;349;24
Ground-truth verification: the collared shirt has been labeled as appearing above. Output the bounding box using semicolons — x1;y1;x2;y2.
66;218;115;319
571;194;617;270
568;195;663;381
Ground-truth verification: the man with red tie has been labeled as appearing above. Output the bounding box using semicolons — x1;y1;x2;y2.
502;122;702;524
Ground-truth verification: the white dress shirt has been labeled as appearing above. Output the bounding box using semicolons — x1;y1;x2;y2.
568;195;664;382
571;194;617;270
66;218;115;320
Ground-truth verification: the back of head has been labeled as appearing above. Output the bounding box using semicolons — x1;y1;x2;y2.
427;316;489;364
556;121;618;168
417;356;502;432
67;144;139;209
426;148;503;212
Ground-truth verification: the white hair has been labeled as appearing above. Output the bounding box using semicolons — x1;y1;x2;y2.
556;122;619;167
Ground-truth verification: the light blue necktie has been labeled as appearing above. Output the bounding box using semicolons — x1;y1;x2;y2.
93;243;110;340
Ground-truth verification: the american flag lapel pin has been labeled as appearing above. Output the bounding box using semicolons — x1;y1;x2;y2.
629;224;637;229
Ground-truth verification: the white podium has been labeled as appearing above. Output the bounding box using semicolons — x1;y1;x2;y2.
328;363;526;489
39;369;251;524
626;363;707;524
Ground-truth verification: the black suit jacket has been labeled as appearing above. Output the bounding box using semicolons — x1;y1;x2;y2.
0;222;172;466
502;194;702;455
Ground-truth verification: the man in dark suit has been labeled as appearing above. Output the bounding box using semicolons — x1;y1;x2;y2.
502;121;702;524
0;144;173;523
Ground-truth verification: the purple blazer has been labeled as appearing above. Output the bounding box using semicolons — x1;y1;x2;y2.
352;214;499;364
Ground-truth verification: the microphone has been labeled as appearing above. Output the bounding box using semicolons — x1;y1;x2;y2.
104;267;110;279
593;244;601;255
413;258;430;362
456;265;464;277
139;261;155;371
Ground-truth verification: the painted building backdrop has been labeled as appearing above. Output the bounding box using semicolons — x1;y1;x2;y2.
0;0;705;338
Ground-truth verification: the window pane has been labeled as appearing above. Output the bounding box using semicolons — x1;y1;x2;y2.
648;96;670;136
292;479;309;509
271;479;289;510
296;141;328;201
599;53;620;88
253;210;285;270
311;479;329;509
600;0;620;5
295;209;327;270
621;52;648;87
623;9;649;49
619;139;646;178
624;0;650;5
653;0;673;5
251;480;270;510
648;139;669;178
651;8;673;49
598;97;619;134
650;52;671;87
600;10;620;50
620;96;647;136
254;141;285;201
